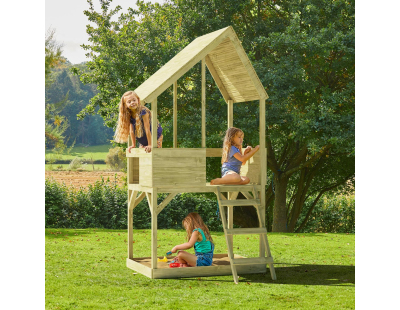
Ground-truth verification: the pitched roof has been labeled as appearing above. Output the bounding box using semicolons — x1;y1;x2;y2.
135;26;268;104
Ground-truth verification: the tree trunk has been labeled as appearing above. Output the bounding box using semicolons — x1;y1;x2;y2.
272;174;288;232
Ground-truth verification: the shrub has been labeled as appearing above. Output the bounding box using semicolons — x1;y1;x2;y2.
45;176;127;229
105;147;127;171
45;178;354;233
45;178;223;230
68;157;83;170
296;195;355;233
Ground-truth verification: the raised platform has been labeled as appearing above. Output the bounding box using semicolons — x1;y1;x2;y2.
126;254;267;279
128;182;261;194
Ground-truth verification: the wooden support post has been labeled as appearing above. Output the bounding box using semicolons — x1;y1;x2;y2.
201;58;206;148
127;134;134;259
152;98;157;149
227;191;239;249
156;192;178;215
259;98;266;257
151;189;158;269
216;188;239;284
173;82;177;148
128;190;138;259
228;100;233;128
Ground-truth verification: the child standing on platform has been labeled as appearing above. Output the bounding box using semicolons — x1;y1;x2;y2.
114;91;163;153
170;212;214;267
210;127;259;185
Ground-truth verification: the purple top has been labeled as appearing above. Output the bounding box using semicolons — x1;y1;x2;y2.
130;109;162;146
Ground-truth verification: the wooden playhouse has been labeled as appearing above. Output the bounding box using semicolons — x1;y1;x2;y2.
126;26;276;284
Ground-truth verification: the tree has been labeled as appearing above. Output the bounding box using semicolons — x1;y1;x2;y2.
175;0;355;232
75;0;355;232
45;28;69;150
72;0;189;131
45;28;63;85
45;62;113;146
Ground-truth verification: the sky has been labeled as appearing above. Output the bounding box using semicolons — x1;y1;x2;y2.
45;0;164;64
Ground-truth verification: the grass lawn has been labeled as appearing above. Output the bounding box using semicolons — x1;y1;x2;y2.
45;164;109;171
46;144;112;161
46;229;355;309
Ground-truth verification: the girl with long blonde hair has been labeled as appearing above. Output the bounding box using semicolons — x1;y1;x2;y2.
170;212;214;267
114;91;163;153
210;127;259;185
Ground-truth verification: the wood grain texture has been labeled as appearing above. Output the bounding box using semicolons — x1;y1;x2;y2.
205;55;231;102
127;255;266;279
124;27;276;281
228;100;233;128
202;58;206;148
133;26;268;104
151;98;157;148
135;27;231;104
173;81;177;148
128;190;138;259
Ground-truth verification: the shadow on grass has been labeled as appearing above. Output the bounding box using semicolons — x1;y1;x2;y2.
178;263;354;286
245;263;354;286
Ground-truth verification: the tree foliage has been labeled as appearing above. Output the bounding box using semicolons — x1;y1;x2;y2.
46;62;113;146
75;0;355;232
45;28;68;150
45;28;63;85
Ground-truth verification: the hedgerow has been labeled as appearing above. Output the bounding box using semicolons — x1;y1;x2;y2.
45;177;354;232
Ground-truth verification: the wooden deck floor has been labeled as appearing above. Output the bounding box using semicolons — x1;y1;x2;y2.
128;182;261;194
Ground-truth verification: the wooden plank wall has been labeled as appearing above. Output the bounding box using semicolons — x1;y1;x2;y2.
152;149;206;187
139;157;153;187
240;152;261;184
128;158;139;184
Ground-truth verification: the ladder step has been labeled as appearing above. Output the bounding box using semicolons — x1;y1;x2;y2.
232;257;274;265
225;228;268;235
219;199;261;206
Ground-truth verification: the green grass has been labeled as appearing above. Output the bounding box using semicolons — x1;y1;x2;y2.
46;229;355;309
45;164;109;171
45;144;111;161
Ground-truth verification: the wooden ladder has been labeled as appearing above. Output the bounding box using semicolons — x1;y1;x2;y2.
215;185;276;284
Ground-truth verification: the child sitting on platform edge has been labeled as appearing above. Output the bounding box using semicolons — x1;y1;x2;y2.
170;212;214;267
211;127;259;185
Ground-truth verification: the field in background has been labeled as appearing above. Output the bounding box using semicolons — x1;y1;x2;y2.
45;144;111;161
46;144;114;183
45;164;109;171
45;171;126;188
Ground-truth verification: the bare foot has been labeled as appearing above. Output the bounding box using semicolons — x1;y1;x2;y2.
210;178;222;185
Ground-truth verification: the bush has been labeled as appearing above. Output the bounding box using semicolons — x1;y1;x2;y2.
45;178;223;231
45;178;354;233
45;176;127;229
296;195;355;233
105;147;127;171
68;157;83;170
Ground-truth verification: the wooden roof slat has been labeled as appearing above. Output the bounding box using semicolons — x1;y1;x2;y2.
134;26;268;104
205;55;231;102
